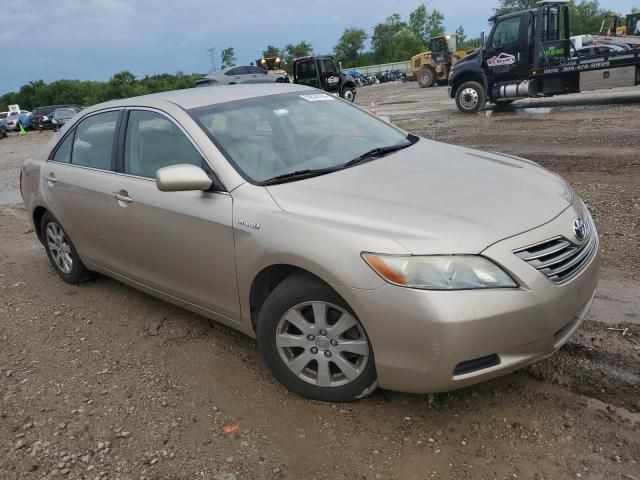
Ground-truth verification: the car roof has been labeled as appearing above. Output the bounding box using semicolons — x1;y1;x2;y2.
87;84;315;111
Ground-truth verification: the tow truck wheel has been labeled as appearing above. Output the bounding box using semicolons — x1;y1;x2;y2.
417;67;436;88
455;81;486;113
341;87;356;102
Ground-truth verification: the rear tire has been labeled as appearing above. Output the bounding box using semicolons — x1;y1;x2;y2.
455;81;487;113
257;272;377;402
40;212;91;284
417;67;436;88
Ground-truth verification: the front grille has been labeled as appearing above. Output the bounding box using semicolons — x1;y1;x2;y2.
514;218;597;285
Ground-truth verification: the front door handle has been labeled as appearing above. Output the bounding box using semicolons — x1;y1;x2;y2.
45;174;58;184
114;191;133;203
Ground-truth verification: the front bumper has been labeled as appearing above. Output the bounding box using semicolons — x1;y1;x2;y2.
334;203;599;394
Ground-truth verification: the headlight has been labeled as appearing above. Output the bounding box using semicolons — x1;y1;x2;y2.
362;254;517;290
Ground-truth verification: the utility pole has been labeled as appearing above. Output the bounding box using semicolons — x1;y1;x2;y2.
207;47;217;72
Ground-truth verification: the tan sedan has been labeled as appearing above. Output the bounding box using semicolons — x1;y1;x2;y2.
20;84;599;402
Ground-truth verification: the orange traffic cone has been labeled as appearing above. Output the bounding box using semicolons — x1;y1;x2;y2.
370;101;377;115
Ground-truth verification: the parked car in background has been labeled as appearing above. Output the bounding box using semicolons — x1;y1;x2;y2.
573;43;628;57
3;110;31;131
195;65;286;86
50;108;79;130
21;84;599;402
31;105;82;130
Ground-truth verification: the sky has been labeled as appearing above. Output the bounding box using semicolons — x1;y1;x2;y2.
1;0;637;94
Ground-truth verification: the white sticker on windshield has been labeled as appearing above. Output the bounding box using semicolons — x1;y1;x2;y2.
299;93;335;102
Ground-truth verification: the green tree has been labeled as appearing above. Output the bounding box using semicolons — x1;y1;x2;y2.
283;41;313;64
372;13;426;63
105;71;137;100
409;4;445;43
1;71;205;111
220;47;237;68
570;0;604;35
495;0;537;15
390;29;426;60
261;45;283;59
333;27;368;66
455;25;467;47
371;14;406;62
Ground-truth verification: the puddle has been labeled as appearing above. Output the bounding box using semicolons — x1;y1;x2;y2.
483;104;590;117
0;189;23;205
379;100;419;105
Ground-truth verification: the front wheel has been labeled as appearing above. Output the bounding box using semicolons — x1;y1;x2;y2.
257;273;377;402
455;81;487;113
417;67;436;88
341;87;356;102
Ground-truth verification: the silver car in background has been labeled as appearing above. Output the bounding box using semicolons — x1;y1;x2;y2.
21;84;599;402
196;65;286;87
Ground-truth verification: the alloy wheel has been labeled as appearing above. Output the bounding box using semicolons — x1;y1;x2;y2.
46;222;73;274
276;301;369;388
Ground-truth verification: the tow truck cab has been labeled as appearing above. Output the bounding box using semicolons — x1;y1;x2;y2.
448;0;640;112
292;56;357;102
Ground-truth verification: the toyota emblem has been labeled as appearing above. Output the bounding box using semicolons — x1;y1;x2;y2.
573;217;587;241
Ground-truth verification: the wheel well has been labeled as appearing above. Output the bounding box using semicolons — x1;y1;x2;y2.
451;72;486;98
32;206;48;243
249;265;325;332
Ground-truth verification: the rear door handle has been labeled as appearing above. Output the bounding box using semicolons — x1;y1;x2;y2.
45;174;57;183
113;192;133;203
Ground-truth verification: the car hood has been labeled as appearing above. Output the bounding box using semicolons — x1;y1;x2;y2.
266;139;573;254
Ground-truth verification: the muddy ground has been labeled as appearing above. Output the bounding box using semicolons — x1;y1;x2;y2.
0;84;639;479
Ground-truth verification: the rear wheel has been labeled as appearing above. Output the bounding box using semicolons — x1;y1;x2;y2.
455;81;487;113
40;212;91;284
417;67;436;88
257;273;377;402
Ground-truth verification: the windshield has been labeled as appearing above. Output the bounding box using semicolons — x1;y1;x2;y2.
189;91;412;183
54;108;76;119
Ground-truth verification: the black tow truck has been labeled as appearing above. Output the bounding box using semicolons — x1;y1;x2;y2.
292;56;357;102
448;0;640;113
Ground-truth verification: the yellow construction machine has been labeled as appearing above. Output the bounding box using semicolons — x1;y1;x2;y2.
408;35;468;88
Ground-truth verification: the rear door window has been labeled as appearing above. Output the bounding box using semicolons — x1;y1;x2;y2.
52;133;74;163
71;111;119;170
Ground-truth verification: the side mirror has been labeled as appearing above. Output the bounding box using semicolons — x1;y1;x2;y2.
156;164;213;192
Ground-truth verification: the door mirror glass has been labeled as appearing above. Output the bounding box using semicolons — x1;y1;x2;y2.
155;164;212;192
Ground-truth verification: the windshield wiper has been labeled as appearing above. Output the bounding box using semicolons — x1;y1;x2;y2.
259;137;418;186
341;142;414;169
258;168;338;186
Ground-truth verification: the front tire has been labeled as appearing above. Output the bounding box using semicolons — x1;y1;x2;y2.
455;81;487;113
341;87;356;102
40;212;91;284
417;67;436;88
257;273;377;402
